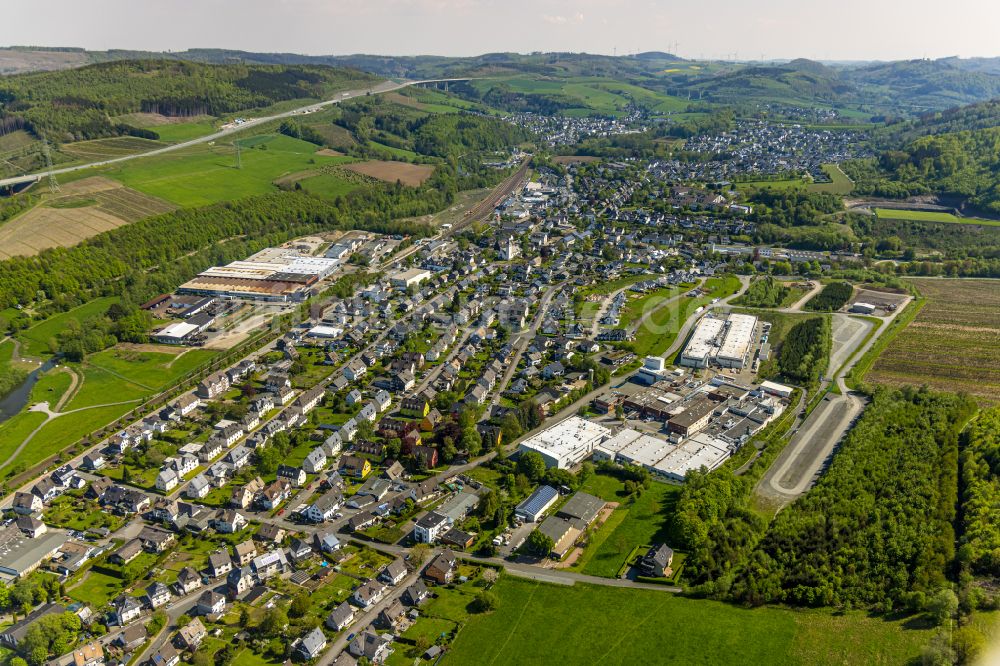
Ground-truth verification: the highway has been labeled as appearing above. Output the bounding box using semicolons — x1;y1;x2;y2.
0;77;472;190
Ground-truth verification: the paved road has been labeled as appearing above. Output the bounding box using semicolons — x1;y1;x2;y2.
0;78;471;189
755;296;912;507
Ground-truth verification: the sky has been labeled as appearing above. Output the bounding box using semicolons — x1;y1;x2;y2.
1;0;998;62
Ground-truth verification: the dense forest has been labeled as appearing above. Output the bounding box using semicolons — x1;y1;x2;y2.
844;117;1000;215
0;60;376;141
805;281;853;311
750;190;844;228
733;388;976;609
777;316;831;387
959;408;1000;576
735;276;790;308
330;97;530;159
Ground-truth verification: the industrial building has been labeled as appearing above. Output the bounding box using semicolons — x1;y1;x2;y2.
390;268;432;290
177;247;339;302
517;416;611;469
679;316;724;368
0;524;67;581
515;485;559;522
679;313;758;369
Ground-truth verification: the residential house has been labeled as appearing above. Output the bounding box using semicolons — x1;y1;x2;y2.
175;617;206;650
207;550;233;578
378;559;407;586
295;627;327;661
424;550;457;585
349;631;392;664
303;489;343;523
302;448;328;474
149;643;180;666
113;595;143;625
144;582;171;609
195;590;226;616
377;599;407;631
276;465;307;487
401;579;429;606
352;579;387;608
175;567;202;595
339;455;371;479
325;602;355;631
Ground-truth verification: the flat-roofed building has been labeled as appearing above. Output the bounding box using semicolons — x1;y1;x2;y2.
680;317;724;368
667;396;717;437
655;433;731;482
592;428;643;462
716;313;757;369
390;269;432;289
517;416;611;469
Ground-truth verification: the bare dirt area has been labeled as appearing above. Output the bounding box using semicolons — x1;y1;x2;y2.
0;49;89;75
0;177;176;258
552;155;601;164
344;160;435;186
315;148;344;157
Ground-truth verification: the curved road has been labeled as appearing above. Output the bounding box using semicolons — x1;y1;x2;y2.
0;77;471;189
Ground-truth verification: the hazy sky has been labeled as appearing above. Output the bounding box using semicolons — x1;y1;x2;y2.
2;0;998;61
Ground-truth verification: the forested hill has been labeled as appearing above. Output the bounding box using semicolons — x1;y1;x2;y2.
842;59;1000;112
880;98;1000;143
0;60;377;142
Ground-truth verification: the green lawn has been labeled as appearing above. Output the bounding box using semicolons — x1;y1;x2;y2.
574;477;679;578
444;576;934;665
635;276;742;358
17;297;119;357
874;208;1000;226
93;134;354;207
152;120;220;143
68;570;125;608
0;412;47;466
298;172;360;199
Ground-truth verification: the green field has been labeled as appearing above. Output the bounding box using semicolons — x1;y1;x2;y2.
635;275;742;357
17;297;119;358
68;570;125;608
297;172;361;199
809;164;854;195
874;208;1000;226
152;120;220;143
89;134;354;207
573;475;680;578
444;577;935;665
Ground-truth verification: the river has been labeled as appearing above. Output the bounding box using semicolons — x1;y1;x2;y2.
0;358;55;424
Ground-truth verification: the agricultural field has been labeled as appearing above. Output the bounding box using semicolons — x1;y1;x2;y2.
468;76;688;117
84;134;354;207
736;164;852;195
0;177;176;259
867;278;1000;403
59;136;167;161
444;576;936;665
874;208;1000;226
296;172;361;199
344;160;435;186
114;112;219;142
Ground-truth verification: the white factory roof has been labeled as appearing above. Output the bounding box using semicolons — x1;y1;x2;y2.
682;317;725;363
595;428;643;454
307;325;343;338
616;434;678;469
155;322;199;340
655;436;731;481
518;416;611;467
717;314;757;364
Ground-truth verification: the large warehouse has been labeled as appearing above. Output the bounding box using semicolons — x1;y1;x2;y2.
518;416;611;469
680;313;758;369
178;248;340;302
679;316;725;368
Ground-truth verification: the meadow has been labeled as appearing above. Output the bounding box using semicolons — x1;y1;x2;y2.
874;208;1000;226
17;296;120;357
444;576;936;665
867;278;1000;403
89;134;355;207
635;275;742;357
572;473;679;578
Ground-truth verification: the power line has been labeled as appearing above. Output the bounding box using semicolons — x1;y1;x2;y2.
41;138;59;193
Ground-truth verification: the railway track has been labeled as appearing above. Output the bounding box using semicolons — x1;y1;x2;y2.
450;158;531;234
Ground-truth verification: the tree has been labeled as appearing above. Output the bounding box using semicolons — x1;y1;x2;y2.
289;593;311;618
517;451;546;482
260;607;288;637
410;543;432;567
526;529;554;557
928;588;958;626
471;590;499;613
952;625;985;665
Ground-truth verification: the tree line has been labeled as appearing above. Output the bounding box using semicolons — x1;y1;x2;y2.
777;316;830;387
0;60;376;142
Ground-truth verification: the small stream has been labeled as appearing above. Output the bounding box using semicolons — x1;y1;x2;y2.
0;358;56;424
